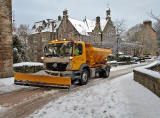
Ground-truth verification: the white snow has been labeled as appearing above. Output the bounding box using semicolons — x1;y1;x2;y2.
68;17;92;36
100;18;108;31
113;73;160;118
68;17;108;35
13;62;43;67
0;77;30;94
134;60;160;79
107;60;117;64
31;19;61;34
0;106;6;113
27;72;160;118
111;62;144;72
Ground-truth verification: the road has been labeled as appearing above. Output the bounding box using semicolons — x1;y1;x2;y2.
0;61;153;118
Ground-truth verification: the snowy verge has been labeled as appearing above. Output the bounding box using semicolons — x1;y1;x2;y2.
134;60;160;79
0;77;30;94
0;106;6;113
13;62;43;67
111;62;145;72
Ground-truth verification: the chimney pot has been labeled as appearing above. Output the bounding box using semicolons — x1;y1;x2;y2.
143;20;152;27
58;16;62;21
106;8;111;20
63;10;68;16
96;16;100;24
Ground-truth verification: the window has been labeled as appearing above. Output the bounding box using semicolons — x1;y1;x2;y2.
74;43;83;56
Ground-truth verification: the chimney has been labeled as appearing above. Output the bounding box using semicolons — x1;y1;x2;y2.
96;16;100;24
58;16;62;21
106;8;111;20
63;10;68;17
143;20;152;27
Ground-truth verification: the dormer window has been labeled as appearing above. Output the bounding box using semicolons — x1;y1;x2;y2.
32;25;36;30
42;20;47;28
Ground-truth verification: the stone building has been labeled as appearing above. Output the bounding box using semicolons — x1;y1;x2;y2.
57;9;116;50
29;8;116;62
125;21;158;56
0;0;13;78
29;19;61;62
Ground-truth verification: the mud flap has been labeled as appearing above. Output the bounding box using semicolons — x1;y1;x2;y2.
14;72;71;88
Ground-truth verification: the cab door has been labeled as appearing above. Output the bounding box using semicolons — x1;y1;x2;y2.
71;42;86;70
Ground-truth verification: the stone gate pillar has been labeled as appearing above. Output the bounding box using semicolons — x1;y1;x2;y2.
0;0;13;78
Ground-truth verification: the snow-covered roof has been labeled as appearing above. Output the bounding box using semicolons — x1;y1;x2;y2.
100;19;108;31
31;19;61;34
68;17;108;36
68;18;93;36
31;17;109;36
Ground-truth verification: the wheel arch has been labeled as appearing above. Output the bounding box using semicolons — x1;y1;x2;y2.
79;63;90;78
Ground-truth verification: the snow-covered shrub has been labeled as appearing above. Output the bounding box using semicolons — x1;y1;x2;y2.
13;62;43;73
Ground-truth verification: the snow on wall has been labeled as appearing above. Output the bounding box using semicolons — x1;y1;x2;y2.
13;62;43;67
134;61;160;79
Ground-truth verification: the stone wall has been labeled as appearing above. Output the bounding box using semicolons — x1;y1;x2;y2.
0;0;13;78
134;70;160;97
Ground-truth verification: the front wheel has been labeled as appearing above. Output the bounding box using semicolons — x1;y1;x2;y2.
79;69;89;85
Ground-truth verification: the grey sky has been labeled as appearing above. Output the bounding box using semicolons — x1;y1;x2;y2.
12;0;160;28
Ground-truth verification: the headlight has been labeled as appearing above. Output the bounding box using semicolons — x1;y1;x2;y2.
69;56;73;60
41;57;44;60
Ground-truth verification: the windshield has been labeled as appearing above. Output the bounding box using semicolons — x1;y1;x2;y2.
44;42;73;57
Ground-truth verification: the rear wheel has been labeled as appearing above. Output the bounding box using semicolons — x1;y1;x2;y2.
99;68;110;78
79;69;89;85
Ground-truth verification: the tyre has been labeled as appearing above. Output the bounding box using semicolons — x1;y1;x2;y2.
79;69;89;85
99;68;110;78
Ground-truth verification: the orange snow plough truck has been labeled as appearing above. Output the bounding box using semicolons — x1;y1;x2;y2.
14;40;112;88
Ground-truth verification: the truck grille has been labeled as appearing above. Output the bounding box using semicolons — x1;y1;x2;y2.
46;63;68;71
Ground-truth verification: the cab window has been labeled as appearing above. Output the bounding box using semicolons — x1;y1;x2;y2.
74;43;83;56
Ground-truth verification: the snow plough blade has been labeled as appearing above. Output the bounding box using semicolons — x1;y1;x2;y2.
14;72;71;88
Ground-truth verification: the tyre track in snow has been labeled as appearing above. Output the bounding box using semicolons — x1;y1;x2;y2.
0;61;153;118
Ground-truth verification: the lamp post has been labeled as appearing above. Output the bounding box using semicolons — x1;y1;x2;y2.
116;32;120;60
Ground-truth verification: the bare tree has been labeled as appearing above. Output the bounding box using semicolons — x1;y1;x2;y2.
15;24;31;61
114;19;127;36
149;11;160;39
149;11;160;55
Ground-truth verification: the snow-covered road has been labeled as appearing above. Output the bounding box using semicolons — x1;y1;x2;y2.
27;73;160;118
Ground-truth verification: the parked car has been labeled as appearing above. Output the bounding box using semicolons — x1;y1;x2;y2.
144;55;152;59
133;57;140;62
139;57;145;62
